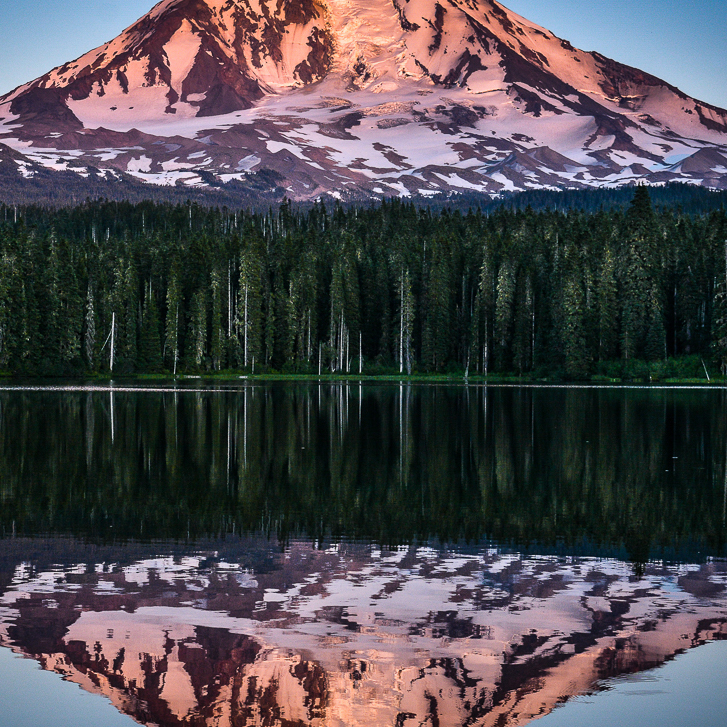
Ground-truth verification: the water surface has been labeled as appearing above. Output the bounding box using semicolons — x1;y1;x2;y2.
0;383;726;726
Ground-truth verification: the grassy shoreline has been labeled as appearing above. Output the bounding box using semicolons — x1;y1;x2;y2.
1;370;725;386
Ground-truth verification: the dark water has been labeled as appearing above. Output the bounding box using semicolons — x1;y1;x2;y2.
0;383;726;727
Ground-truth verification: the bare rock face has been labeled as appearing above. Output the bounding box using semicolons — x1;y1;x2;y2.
1;0;726;199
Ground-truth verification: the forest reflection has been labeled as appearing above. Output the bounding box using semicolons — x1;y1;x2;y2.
0;383;726;557
2;384;727;727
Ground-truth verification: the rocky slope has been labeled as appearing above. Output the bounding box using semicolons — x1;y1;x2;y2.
1;0;726;200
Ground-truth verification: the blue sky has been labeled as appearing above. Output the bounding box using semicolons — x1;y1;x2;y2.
1;0;725;108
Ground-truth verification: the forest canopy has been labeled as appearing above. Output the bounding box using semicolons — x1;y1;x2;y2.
0;187;726;379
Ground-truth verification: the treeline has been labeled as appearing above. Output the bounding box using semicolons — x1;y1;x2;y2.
0;188;726;378
478;182;727;215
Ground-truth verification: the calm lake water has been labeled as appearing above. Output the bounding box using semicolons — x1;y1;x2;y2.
0;382;726;727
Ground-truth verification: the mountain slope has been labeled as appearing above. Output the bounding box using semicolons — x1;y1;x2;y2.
1;0;726;199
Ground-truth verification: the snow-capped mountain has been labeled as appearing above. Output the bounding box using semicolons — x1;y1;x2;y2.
1;0;726;200
2;543;726;727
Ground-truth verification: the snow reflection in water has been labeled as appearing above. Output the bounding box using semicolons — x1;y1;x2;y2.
1;383;727;726
1;541;726;727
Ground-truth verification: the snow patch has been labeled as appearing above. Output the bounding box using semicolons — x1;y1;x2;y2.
127;155;153;173
164;20;203;98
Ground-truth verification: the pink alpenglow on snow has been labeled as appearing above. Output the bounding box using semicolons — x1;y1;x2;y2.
1;0;726;199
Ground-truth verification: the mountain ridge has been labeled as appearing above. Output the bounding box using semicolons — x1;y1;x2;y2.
1;0;726;199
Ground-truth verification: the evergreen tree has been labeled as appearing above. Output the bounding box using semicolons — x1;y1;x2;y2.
512;271;533;375
621;186;664;361
165;263;182;374
189;289;207;369
0;251;16;370
210;268;225;371
597;245;619;361
473;242;495;375
328;235;360;372
109;255;140;372
236;244;263;370
714;240;727;373
494;260;516;371
398;268;415;375
46;231;83;371
84;284;97;370
562;273;588;379
423;236;454;371
138;282;163;372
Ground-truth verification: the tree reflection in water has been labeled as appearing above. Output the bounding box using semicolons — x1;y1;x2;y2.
0;383;726;726
0;383;725;557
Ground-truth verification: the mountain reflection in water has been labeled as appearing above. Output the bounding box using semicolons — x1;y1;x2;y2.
0;540;726;727
1;383;727;727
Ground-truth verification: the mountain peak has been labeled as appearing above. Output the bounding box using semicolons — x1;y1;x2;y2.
6;0;334;121
1;0;726;199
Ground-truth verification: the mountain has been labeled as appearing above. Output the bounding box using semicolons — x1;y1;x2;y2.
1;0;727;200
3;541;727;727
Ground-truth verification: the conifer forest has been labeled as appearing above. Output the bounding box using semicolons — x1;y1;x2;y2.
0;187;726;380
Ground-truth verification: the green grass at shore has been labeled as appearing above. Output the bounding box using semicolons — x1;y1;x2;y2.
33;371;727;387
2;354;725;386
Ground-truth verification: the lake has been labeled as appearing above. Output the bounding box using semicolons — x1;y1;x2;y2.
0;382;726;727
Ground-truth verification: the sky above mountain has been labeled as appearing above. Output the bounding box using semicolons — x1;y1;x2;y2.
0;0;725;109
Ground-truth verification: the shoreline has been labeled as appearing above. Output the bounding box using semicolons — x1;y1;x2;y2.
0;372;725;388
